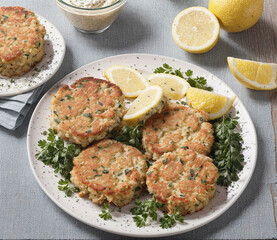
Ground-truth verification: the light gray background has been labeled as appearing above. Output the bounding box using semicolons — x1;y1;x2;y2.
1;0;276;239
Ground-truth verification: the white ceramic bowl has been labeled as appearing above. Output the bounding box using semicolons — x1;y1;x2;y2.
55;0;127;33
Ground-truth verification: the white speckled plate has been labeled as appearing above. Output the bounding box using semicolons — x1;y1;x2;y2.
27;54;257;238
0;14;65;97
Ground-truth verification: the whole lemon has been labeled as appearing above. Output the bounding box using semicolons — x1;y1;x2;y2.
208;0;264;32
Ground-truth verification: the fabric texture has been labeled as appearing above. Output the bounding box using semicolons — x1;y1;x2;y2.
0;85;44;130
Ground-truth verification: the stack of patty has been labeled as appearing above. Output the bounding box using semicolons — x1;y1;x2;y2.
51;77;148;207
142;102;218;215
51;77;218;213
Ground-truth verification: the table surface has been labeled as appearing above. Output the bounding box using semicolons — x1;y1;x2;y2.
1;0;277;239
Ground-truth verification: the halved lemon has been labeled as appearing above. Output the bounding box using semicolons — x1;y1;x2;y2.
104;65;148;98
147;73;190;100
172;7;220;54
227;57;277;90
186;88;236;120
123;86;165;125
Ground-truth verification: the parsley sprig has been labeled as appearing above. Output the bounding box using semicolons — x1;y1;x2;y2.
211;115;244;186
159;207;184;229
58;179;79;197
99;203;112;220
36;129;81;195
130;198;184;228
111;121;144;150
130;198;164;227
154;63;213;91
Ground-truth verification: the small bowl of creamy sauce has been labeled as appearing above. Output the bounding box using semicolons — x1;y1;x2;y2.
55;0;127;33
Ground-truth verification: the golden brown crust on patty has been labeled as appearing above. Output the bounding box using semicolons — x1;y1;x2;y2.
142;103;214;160
146;148;218;215
50;77;125;147
70;139;148;207
0;6;46;76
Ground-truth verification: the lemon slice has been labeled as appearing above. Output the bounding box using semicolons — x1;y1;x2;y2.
104;65;148;98
172;7;220;54
123;86;165;125
147;73;190;100
186;88;236;120
227;57;277;90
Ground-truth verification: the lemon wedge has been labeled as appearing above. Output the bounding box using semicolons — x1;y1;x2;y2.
172;7;220;54
123;86;165;125
104;65;148;98
186;88;236;120
227;57;277;90
147;73;190;100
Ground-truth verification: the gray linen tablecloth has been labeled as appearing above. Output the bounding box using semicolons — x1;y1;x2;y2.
0;86;44;129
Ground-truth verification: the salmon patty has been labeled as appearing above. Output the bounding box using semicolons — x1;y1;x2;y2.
0;7;46;77
146;148;218;215
50;77;125;147
70;139;148;207
142;103;214;160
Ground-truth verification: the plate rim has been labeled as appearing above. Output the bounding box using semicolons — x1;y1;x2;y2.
0;13;66;97
27;53;258;238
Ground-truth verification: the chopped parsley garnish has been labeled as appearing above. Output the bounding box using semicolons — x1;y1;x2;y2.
23;53;29;59
83;113;92;118
54;118;60;124
181;146;188;150
154;64;213;91
162;158;168;164
134;186;141;192
35;129;81;196
211;115;244;186
99;204;112;220
2;15;9;22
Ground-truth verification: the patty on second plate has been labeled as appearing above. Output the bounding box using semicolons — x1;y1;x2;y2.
0;6;46;77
